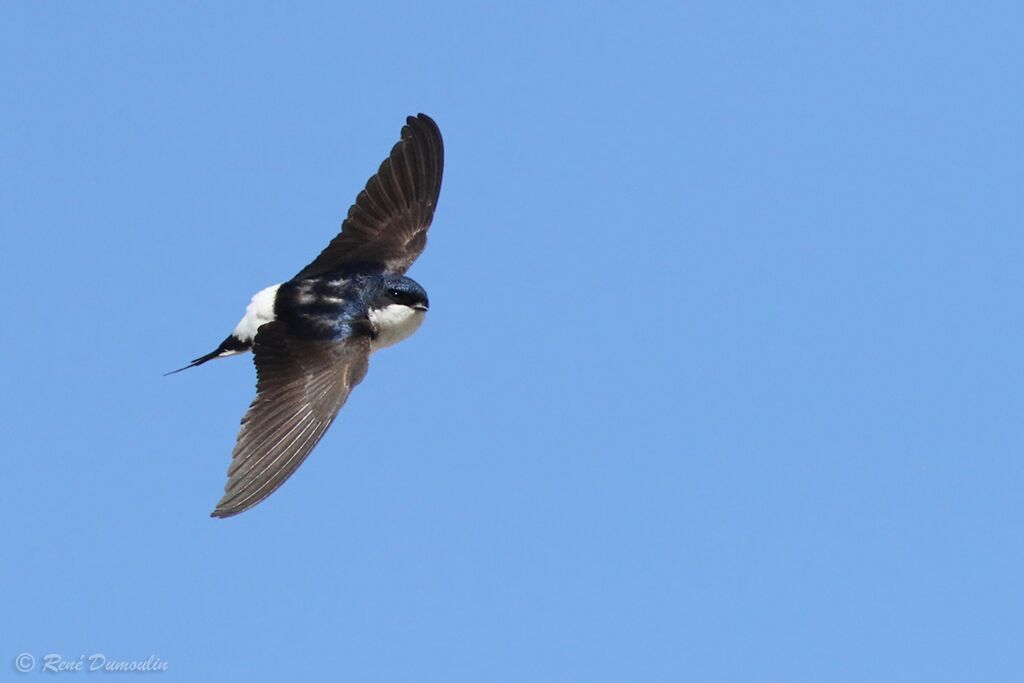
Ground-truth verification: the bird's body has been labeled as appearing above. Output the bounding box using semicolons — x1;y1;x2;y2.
172;114;443;518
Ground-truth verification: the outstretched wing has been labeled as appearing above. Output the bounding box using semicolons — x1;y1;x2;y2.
294;113;444;279
211;320;371;518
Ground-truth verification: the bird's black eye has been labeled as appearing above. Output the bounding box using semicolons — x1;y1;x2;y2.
389;288;401;299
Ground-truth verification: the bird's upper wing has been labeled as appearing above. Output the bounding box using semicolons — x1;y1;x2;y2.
294;113;444;279
211;320;371;518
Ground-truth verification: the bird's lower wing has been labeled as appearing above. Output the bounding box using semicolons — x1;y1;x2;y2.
211;320;370;518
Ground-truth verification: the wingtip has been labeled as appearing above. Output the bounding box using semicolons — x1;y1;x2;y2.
210;503;238;519
405;113;441;140
210;494;252;519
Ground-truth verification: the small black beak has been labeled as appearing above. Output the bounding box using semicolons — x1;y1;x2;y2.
412;302;429;312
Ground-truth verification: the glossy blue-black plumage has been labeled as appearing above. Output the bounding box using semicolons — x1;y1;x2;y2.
276;273;428;342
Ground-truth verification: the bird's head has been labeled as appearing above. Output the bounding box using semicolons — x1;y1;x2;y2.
366;275;429;352
373;275;429;312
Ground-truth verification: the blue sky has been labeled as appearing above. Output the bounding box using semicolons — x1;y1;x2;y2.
2;2;1022;681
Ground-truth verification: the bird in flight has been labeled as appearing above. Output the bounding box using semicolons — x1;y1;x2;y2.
170;114;443;518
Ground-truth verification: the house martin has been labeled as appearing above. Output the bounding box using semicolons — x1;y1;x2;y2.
171;114;443;518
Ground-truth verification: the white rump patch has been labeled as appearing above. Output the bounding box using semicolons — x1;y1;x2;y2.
232;284;281;342
369;304;426;352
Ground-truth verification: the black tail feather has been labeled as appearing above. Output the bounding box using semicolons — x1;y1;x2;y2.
164;350;224;376
164;335;251;376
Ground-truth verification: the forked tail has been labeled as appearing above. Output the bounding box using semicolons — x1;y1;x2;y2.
164;335;251;376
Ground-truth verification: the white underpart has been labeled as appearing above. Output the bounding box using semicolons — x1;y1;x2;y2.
230;283;281;345
369;304;426;352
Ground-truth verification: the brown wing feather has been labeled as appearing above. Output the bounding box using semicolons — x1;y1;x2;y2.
294;113;444;279
211;321;370;518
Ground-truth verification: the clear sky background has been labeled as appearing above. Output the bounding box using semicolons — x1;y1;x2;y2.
2;2;1021;681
